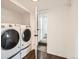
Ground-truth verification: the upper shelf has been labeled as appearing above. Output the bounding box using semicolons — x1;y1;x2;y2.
1;0;30;14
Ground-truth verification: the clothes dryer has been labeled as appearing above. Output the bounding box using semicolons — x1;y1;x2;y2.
1;23;21;59
20;25;32;58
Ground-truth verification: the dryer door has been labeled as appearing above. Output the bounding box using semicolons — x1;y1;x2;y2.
1;29;19;50
23;29;31;42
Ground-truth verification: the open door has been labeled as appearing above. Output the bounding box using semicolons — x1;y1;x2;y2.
37;10;48;59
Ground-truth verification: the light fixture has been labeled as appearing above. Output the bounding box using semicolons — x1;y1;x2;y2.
32;0;38;2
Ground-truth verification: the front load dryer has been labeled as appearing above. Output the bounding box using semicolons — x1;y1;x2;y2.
20;25;32;58
1;23;21;59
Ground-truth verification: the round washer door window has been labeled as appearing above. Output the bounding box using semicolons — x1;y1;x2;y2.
23;29;31;42
1;29;19;50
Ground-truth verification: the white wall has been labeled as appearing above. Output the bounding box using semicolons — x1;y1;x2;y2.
47;7;69;58
47;0;77;59
1;7;30;25
2;8;22;24
67;0;78;58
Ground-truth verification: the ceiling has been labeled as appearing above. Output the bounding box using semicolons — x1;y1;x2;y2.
38;0;72;10
1;0;72;13
12;0;37;13
1;0;37;13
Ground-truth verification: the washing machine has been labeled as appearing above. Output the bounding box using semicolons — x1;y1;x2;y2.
1;23;21;59
20;25;32;58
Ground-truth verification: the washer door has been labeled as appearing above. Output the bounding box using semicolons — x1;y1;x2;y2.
1;29;19;50
23;29;31;42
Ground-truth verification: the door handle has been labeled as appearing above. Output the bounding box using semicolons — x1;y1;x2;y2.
34;35;38;37
37;29;40;31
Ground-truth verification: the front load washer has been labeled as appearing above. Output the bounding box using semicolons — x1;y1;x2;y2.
20;25;32;58
1;23;21;59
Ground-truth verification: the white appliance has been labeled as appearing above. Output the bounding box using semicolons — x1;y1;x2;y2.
1;23;21;59
20;25;32;58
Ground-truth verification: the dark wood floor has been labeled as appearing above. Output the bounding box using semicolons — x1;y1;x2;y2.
23;50;67;59
23;50;35;59
47;53;67;59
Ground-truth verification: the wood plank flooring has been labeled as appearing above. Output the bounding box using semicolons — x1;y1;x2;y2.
23;50;35;59
23;50;67;59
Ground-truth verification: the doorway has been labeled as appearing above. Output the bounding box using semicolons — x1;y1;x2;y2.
37;11;48;59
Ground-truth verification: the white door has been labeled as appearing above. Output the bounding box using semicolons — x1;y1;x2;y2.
37;11;48;59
